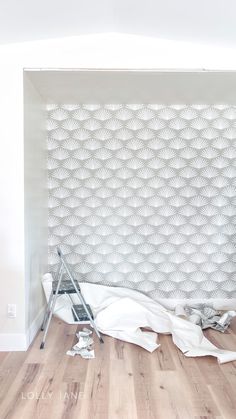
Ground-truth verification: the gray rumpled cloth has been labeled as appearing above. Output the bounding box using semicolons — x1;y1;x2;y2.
175;304;236;332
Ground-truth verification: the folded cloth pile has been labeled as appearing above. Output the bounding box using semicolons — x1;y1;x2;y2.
42;274;236;364
175;304;236;332
66;327;95;359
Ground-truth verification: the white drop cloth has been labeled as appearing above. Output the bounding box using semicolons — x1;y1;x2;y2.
42;274;236;364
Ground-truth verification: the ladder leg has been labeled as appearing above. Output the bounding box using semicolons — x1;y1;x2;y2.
77;291;104;343
40;264;64;349
41;264;62;331
41;290;53;331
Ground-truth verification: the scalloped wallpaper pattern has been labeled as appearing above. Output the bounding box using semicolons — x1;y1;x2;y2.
47;104;236;299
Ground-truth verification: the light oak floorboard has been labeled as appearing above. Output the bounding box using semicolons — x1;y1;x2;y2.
1;317;236;419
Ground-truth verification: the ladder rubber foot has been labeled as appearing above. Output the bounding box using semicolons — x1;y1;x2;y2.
99;337;104;344
41;327;44;331
40;342;45;350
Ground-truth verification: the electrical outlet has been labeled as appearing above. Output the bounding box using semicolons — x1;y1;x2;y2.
7;304;16;318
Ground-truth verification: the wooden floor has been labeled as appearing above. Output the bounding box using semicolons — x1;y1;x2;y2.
1;319;236;419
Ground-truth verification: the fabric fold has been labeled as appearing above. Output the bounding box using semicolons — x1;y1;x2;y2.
42;274;236;364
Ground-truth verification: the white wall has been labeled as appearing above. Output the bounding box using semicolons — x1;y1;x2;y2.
0;65;25;344
24;74;48;345
1;1;236;48
1;33;236;350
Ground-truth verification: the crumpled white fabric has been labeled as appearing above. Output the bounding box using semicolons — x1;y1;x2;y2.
42;273;236;364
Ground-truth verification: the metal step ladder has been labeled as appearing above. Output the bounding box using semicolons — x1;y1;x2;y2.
40;247;104;349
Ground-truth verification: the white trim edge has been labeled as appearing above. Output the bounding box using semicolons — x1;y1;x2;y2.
0;305;45;352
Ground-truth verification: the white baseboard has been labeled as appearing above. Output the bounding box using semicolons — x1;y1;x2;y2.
157;298;236;311
0;305;45;352
0;333;28;351
26;305;45;349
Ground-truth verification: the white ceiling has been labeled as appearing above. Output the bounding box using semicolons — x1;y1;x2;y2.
25;70;236;104
1;0;236;47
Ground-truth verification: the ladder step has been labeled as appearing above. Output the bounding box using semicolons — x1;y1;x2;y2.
52;279;80;294
72;304;94;322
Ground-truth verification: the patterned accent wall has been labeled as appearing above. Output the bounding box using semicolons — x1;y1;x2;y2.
47;104;236;299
